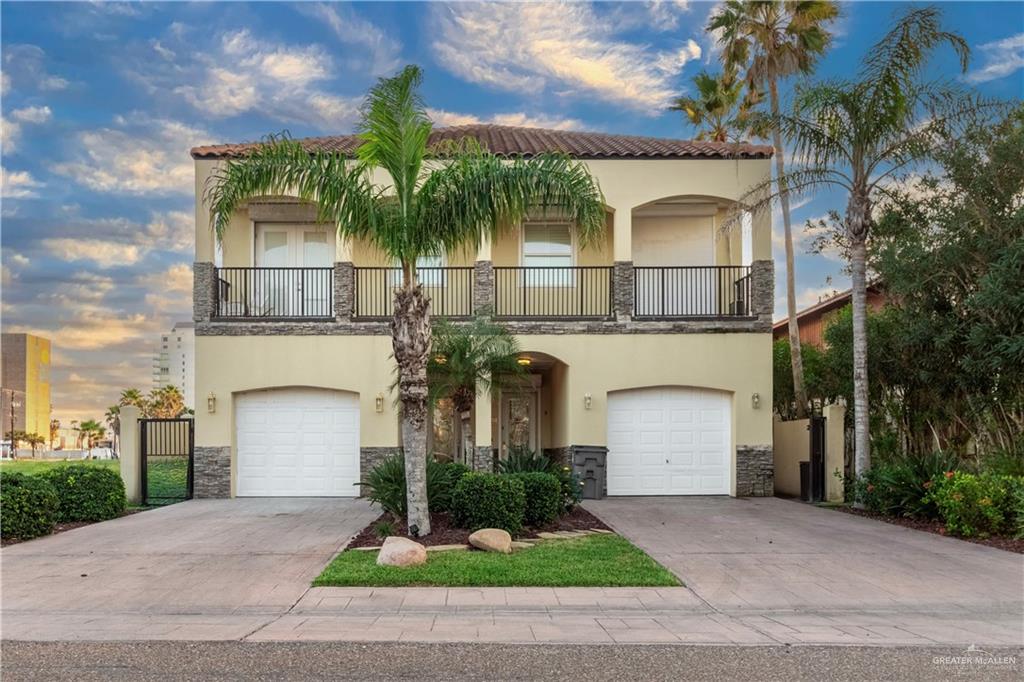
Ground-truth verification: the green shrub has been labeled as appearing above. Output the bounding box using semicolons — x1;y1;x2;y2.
496;447;580;511
451;473;525;534
41;464;126;522
981;448;1024;477
359;454;467;516
510;472;562;527
0;471;59;540
1011;480;1024;540
930;472;1021;538
853;451;960;518
497;446;557;474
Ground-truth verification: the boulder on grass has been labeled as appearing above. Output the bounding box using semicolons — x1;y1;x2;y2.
468;528;513;554
376;536;427;567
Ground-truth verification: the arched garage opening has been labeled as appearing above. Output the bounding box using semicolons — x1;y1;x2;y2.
606;386;731;495
234;387;360;497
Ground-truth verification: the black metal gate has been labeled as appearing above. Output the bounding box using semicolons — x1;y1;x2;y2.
139;418;194;505
808;415;827;503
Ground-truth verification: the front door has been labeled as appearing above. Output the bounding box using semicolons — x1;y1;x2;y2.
255;224;333;316
500;390;539;457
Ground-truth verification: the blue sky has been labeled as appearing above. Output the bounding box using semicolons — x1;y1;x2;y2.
2;1;1022;422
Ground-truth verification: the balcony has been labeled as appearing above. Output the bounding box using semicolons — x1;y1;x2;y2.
493;266;613;319
214;267;334;319
353;267;474;320
633;266;752;319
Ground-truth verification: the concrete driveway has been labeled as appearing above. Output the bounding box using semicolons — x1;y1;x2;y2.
585;496;1023;644
1;498;378;640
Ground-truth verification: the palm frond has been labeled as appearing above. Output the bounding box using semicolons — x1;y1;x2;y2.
417;141;606;252
204;133;372;240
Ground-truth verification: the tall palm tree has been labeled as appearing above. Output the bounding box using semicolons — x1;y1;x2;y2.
49;418;60;450
206;65;606;535
732;7;988;482
118;388;147;413
147;385;186;419
427;317;527;466
105;406;121;455
709;0;839;419
78;419;105;450
670;71;758;143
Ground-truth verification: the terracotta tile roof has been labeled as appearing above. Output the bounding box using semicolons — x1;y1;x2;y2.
190;124;773;161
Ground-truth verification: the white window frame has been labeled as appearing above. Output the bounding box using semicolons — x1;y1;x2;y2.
519;221;575;288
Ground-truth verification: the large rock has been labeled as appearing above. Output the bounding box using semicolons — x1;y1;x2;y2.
376;536;427;567
468;528;513;554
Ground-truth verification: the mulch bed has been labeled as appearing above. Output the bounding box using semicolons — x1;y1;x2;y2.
347;505;612;549
834;505;1024;554
1;508;145;547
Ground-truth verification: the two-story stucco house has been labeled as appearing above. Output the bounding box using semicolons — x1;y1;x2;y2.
189;125;775;500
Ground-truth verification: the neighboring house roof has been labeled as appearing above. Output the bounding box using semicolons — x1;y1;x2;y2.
190;124;774;161
773;284;885;333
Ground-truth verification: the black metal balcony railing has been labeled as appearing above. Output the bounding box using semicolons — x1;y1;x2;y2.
493;266;613;319
353;267;474;319
633;265;752;318
214;267;334;319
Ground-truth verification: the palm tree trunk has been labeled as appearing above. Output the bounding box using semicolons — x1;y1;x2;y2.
457;402;474;468
769;79;809;419
849;233;871;490
392;284;432;536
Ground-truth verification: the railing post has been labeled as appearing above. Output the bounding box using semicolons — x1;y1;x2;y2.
613;261;634;322
192;262;217;322
473;261;494;316
334;263;353;320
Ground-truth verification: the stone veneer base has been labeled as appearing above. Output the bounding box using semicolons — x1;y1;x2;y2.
736;445;774;497
193;446;231;498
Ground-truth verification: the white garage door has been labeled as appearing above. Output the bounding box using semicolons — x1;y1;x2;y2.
607;387;730;495
235;388;359;497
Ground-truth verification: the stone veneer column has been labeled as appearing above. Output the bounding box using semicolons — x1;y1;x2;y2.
473;261;494;316
193;446;231;498
334;262;354;321
750;259;774;323
735;445;774;496
613;261;634;321
193;262;216;322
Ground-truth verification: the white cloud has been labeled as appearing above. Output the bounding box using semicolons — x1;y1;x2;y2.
1;115;20;152
966;33;1024;83
431;3;702;111
42;238;142;268
1;72;10;94
3;44;69;92
298;2;402;75
151;39;175;61
145;210;193;253
1;166;44;198
171;29;361;130
11;105;52;124
426;108;584;131
8;252;30;267
51;116;212;195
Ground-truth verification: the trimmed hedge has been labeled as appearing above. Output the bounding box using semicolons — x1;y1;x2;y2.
40;464;126;523
0;471;60;540
451;473;525;534
510;472;562;527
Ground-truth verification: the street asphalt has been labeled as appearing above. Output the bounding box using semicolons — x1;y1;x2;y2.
2;641;1022;681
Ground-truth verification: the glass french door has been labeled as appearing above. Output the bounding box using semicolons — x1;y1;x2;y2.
255;225;333;316
500;391;539;458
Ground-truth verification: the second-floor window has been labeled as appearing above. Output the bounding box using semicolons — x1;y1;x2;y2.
522;222;572;286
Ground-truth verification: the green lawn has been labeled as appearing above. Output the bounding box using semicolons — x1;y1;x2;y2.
314;534;681;588
0;457;189;506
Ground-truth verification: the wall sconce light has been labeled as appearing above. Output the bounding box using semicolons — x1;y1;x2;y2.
375;393;385;413
583;393;592;410
751;392;761;410
207;392;217;414
516;356;532;367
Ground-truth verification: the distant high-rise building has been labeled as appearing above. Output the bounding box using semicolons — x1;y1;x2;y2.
152;322;195;409
1;333;52;440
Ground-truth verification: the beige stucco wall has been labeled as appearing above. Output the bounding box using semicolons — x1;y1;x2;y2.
197;331;772;497
772;403;846;502
195;157;771;266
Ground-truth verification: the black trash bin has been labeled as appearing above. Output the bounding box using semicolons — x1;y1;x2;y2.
799;461;811;502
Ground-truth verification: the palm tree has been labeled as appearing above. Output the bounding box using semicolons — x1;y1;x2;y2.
147;385;186;419
709;0;840;419
427;317;527;465
49;418;60;450
732;7;990;482
205;65;606;535
118;388;147;413
105;405;121;455
670;71;758;143
78;419;105;450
